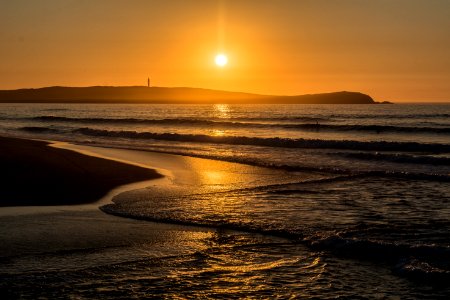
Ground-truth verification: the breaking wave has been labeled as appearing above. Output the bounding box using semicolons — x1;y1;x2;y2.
30;116;450;134
333;151;450;166
19;126;60;133
73;127;450;153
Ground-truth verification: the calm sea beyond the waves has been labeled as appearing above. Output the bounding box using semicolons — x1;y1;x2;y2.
1;103;449;298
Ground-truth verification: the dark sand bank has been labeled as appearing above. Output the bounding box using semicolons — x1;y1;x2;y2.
0;136;162;206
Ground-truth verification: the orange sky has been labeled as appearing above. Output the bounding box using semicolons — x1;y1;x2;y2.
1;0;449;102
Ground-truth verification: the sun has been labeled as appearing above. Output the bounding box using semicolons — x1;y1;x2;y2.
215;53;228;67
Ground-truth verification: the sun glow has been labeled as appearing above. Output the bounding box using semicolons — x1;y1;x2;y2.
215;54;228;67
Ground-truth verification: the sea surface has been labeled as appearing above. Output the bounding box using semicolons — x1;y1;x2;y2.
1;103;449;298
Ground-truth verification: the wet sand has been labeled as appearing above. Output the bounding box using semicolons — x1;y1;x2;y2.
0;136;162;206
0;210;215;275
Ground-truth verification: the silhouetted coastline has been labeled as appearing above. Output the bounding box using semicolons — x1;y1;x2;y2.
0;86;376;104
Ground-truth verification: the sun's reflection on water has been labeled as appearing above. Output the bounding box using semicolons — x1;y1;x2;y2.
211;129;226;136
213;104;230;119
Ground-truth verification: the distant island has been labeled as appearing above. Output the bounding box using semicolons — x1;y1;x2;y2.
0;86;378;104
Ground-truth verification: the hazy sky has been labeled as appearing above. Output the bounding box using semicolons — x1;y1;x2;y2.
1;0;449;101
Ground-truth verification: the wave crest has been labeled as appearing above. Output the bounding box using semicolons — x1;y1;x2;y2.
74;127;450;153
31;115;450;134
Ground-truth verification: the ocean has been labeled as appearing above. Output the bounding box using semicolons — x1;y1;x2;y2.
0;103;449;298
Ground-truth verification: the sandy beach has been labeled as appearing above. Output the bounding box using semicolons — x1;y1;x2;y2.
0;136;162;206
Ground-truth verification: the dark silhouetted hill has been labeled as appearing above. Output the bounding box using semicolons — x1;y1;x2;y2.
0;86;376;104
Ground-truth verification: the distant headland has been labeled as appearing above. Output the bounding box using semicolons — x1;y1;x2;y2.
0;86;380;104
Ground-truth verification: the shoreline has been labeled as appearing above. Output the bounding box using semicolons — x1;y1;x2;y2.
0;135;297;274
0;136;163;207
0;135;303;211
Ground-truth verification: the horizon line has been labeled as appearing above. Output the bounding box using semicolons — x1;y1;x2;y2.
1;85;450;103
